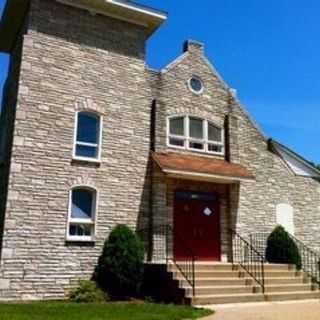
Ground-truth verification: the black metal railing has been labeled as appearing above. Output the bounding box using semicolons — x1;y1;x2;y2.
230;229;265;293
138;224;195;296
250;232;320;287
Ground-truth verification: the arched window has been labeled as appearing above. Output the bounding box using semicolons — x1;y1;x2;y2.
67;187;97;241
167;115;224;155
276;203;295;235
73;111;102;161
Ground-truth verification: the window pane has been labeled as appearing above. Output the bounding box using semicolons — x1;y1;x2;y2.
71;189;94;219
208;144;223;153
208;123;222;142
169;138;184;147
77;112;99;144
190;77;203;93
189;118;203;139
189;141;204;150
69;224;92;237
76;145;98;158
169;117;184;136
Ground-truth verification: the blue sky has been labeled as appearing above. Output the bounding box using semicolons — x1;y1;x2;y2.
0;0;319;163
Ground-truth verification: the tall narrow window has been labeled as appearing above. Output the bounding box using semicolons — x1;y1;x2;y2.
74;112;101;161
207;122;223;153
189;117;204;150
67;187;97;241
168;116;185;147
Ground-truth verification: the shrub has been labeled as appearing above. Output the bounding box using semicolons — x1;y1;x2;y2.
265;226;302;270
69;280;108;303
95;224;145;299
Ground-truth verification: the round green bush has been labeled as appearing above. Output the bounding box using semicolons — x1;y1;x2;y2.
69;280;108;303
265;226;302;270
95;224;145;299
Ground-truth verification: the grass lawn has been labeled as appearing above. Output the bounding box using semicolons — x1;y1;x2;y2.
0;302;213;320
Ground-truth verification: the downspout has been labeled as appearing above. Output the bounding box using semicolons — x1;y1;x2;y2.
225;90;234;260
147;99;156;262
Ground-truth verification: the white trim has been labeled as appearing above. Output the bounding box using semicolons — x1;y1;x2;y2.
163;168;254;183
72;111;103;163
105;0;167;20
66;185;99;242
167;115;225;156
161;51;189;74
187;76;204;95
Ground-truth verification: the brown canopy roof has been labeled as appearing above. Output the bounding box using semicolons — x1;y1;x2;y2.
152;152;254;182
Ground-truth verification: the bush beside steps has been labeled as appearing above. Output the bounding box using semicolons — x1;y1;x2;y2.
265;225;302;270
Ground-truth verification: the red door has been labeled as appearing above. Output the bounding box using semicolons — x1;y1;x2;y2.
174;191;221;261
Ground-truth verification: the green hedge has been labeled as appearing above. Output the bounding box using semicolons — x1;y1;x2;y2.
265;226;302;270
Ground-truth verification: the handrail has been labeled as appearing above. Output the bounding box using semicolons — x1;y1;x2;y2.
250;232;320;287
230;229;265;293
166;225;196;296
137;224;195;296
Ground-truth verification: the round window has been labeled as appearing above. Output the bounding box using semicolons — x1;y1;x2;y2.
188;76;204;94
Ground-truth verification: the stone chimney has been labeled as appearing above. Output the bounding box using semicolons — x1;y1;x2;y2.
183;40;204;54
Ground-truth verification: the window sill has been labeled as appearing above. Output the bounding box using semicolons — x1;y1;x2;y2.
65;237;96;245
167;145;225;157
72;157;101;165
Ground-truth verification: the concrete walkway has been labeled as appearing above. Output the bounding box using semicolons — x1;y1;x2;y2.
201;300;320;320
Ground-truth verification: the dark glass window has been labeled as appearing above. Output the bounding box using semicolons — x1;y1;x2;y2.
75;112;100;159
189;117;204;139
189;77;203;93
169;117;184;136
71;189;94;219
208;123;222;142
68;187;96;240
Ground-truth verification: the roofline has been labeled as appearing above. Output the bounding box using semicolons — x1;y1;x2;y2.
163;168;255;183
269;139;320;176
106;0;168;19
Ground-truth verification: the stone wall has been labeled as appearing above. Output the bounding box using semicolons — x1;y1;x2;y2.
0;0;153;300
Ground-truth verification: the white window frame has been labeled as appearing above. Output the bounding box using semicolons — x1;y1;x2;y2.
167;115;225;156
66;186;98;242
72;111;103;163
187;76;204;95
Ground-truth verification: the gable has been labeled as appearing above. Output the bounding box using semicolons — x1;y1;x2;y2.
159;40;267;143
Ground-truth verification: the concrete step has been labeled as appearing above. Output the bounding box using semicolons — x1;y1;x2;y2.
185;283;314;296
263;276;307;285
179;278;250;287
174;270;301;280
170;263;294;272
176;271;240;278
263;283;314;293
185;285;253;296
261;263;295;271
189;290;320;305
265;290;320;302
169;263;238;272
190;292;265;305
